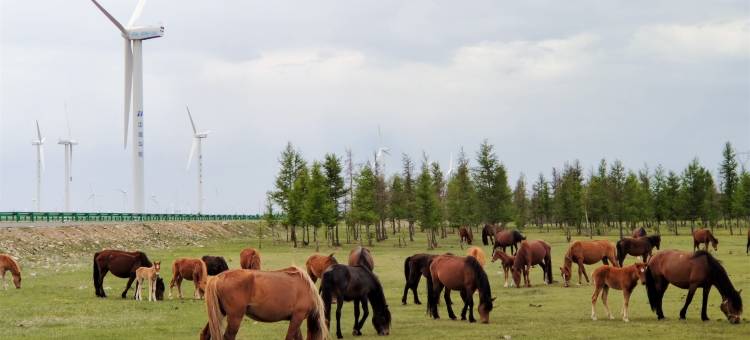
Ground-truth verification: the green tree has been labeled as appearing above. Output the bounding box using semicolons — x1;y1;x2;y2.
732;170;750;230
608;160;627;238
430;161;446;238
271;142;306;242
513;174;530;228
587;160;610;233
402;154;417;241
446;150;477;228
352;163;378;246
416;157;440;249
473;140;512;224
531;173;551;229
559;161;584;237
664;170;683;234
389;175;406;235
323;153;346;246
652;165;668;233
304;162;330;250
287;164;309;247
719;142;739;234
681;158;714;232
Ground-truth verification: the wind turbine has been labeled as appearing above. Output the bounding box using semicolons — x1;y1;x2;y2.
185;106;210;215
31;120;45;212
446;153;454;178
88;184;100;212
375;126;390;175
116;188;128;212
58;113;77;212
90;0;164;213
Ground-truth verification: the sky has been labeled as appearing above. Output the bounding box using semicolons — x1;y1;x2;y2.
1;0;748;214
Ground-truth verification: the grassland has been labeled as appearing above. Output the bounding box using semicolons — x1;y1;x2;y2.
1;225;748;339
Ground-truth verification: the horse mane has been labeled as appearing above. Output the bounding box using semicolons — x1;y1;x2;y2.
138;251;153;267
693;251;742;310
465;256;493;311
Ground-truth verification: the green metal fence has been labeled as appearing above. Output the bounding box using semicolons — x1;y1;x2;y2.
0;212;261;223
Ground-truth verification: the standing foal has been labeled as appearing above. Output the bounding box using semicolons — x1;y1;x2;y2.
135;261;161;301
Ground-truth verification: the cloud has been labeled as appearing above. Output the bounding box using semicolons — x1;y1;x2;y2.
629;19;750;61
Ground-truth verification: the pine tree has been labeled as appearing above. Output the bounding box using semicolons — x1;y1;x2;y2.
664;171;682;234
323;153;346;246
430;161;446;238
473;140;512;224
389;175;406;235
446;150;477;228
531;173;550;229
305;162;329;250
287;165;309;247
416;157;440;249
352;163;378;246
732;170;750;231
608;160;626;238
680;158;713;232
513;174;529;228
402;154;417;241
652;165;668;233
719;142;739;234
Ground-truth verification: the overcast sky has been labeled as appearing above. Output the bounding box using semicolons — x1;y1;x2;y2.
1;1;748;214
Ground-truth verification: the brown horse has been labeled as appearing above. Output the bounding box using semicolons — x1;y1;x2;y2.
93;249;152;298
240;248;262;270
646;250;743;323
616;235;661;266
401;253;436;305
459;226;473;245
0;254;21;289
494;229;526;255
201;267;327;340
512;240;552;287
632;227;647;238
169;258;208;299
466;246;486;266
481;224;497;246
306;253;338;283
590;263;647;322
561;240;618;287
427;255;494;323
491;249;515;288
693;229;718;252
348;246;374;271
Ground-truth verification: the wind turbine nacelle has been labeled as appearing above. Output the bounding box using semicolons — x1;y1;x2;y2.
127;26;164;40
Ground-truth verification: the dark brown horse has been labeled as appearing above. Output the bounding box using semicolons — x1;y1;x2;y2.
693;229;718;252
202;255;229;276
427;255;494;323
512;240;552;287
646;250;743;323
494;229;526;255
459;226;473;245
616;235;661;266
348;246;374;271
240;248;261;270
306;253;338;283
93;250;152;298
632;227;647;238
491;249;515;288
169;258;208;299
481;224;499;246
560;240;618;287
401;253;436;305
201;267;327;340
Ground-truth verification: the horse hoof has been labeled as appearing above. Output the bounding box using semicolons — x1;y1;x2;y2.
469;319;476;323
701;317;709;322
591;316;597;321
337;334;343;339
415;301;422;305
450;316;457;320
623;318;629;322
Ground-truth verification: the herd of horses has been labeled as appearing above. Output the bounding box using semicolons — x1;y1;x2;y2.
1;226;747;339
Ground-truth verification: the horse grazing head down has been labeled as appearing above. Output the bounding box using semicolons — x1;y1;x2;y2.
720;290;743;324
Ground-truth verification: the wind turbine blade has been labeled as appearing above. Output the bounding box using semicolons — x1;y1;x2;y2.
35;120;42;140
90;0;128;36
186;139;197;170
127;0;146;27
124;40;133;149
186;106;197;134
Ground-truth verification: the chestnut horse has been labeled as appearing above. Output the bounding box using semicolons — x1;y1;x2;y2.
348;246;374;271
306;253;338;283
459;226;473;245
202;255;229;276
401;253;436;305
692;229;718;252
201;267;327;340
427;255;494;323
632;227;647;238
646;250;743;323
169;258;208;299
590;263;647;322
0;254;21;289
491;249;515;288
494;229;526;255
240;248;261;270
466;246;486;266
512;240;552;287
93;249;152;298
616;235;661;266
561;240;618;287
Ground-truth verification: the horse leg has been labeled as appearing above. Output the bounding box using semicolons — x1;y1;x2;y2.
431;281;444;319
355;297;369;336
121;274;135;299
284;314;305;340
466;291;476;323
503;267;509;288
580;260;590;284
577;261;584;286
622;289;632;322
149;278;154;302
654;279;668;320
134;278;141;301
602;286;613;320
335;296;344;339
1;270;6;290
412;275;422;304
459;290;469;320
700;285;711;321
680;284;698;320
352;299;362;336
444;288;457;320
200;323;211;340
223;313;244;340
591;284;601;320
97;267;109;297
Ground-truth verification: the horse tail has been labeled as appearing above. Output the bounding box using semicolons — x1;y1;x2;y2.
644;265;659;312
425;261;437;318
296;266;328;340
93;252;101;295
199;259;209;294
481;226;489;246
466;256;493;311
545;249;553;284
403;256;412;282
616;240;626;266
204;275;224;339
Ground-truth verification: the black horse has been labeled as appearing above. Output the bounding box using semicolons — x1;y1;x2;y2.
321;263;391;339
201;255;229;276
481;224;496;246
402;254;436;305
616;235;661;266
155;277;165;301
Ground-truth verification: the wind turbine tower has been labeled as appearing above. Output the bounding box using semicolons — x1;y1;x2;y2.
31;120;45;212
58;116;77;212
185;106;210;215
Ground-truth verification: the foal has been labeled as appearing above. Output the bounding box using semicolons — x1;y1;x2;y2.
135;261;161;301
590;263;647;322
491;249;515;288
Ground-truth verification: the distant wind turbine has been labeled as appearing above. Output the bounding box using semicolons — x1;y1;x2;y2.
58;111;77;212
116;188;128;212
185;106;210;215
446;152;455;178
88;184;100;212
31;120;45;212
375;126;390;175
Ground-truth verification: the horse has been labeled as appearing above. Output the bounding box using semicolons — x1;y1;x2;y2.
512;240;552;288
240;248;262;270
155;277;165;300
426;255;494;323
202;255;229;276
616;235;661;266
494;229;526;255
481;224;496;246
93;249;152;298
491;249;515;288
693;229;718;252
306;253;338;283
561;240;618;287
321;264;391;338
401;253;436;305
632;227;647;238
466;246;486;266
348;246;374;271
200;267;328;340
169;258;208;299
459;226;473;245
645;250;743;323
134;261;161;301
590;263;647;322
0;254;21;289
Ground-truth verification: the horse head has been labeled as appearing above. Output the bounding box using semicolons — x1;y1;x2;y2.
371;304;391;335
12;272;21;289
478;297;496;324
560;265;572;287
720;290;743;324
633;262;648;285
153;261;161;273
711;237;719;251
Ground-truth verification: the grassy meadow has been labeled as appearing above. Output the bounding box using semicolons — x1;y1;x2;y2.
1;225;748;339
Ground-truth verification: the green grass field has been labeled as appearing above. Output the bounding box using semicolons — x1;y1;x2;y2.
1;227;748;339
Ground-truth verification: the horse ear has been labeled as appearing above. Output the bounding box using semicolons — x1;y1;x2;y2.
738;289;743;295
491;297;497;302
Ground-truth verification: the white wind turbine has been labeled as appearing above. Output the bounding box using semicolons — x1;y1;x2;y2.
375;126;390;175
116;188;128;212
31;120;46;212
58;114;77;212
446;152;455;178
88;184;100;212
91;0;164;213
185;106;210;215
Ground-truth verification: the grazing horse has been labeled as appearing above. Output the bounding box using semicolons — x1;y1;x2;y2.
693;229;719;252
0;254;21;289
645;250;743;323
401;253;436;305
348;246;374;271
169;258;208;299
590;263;647;322
491;249;515;288
134;261;161;301
240;248;262;270
306;253;338;283
466;246;486;266
481;224;498;246
321;264;391;338
632;227;647;238
616;235;661;266
201;267;328;340
427;255;494;323
561;240;618;287
93;250;152;298
459;226;473;245
201;255;229;276
494;229;526;255
512;240;552;287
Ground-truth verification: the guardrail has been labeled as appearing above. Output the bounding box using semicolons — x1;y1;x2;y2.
0;212;261;223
